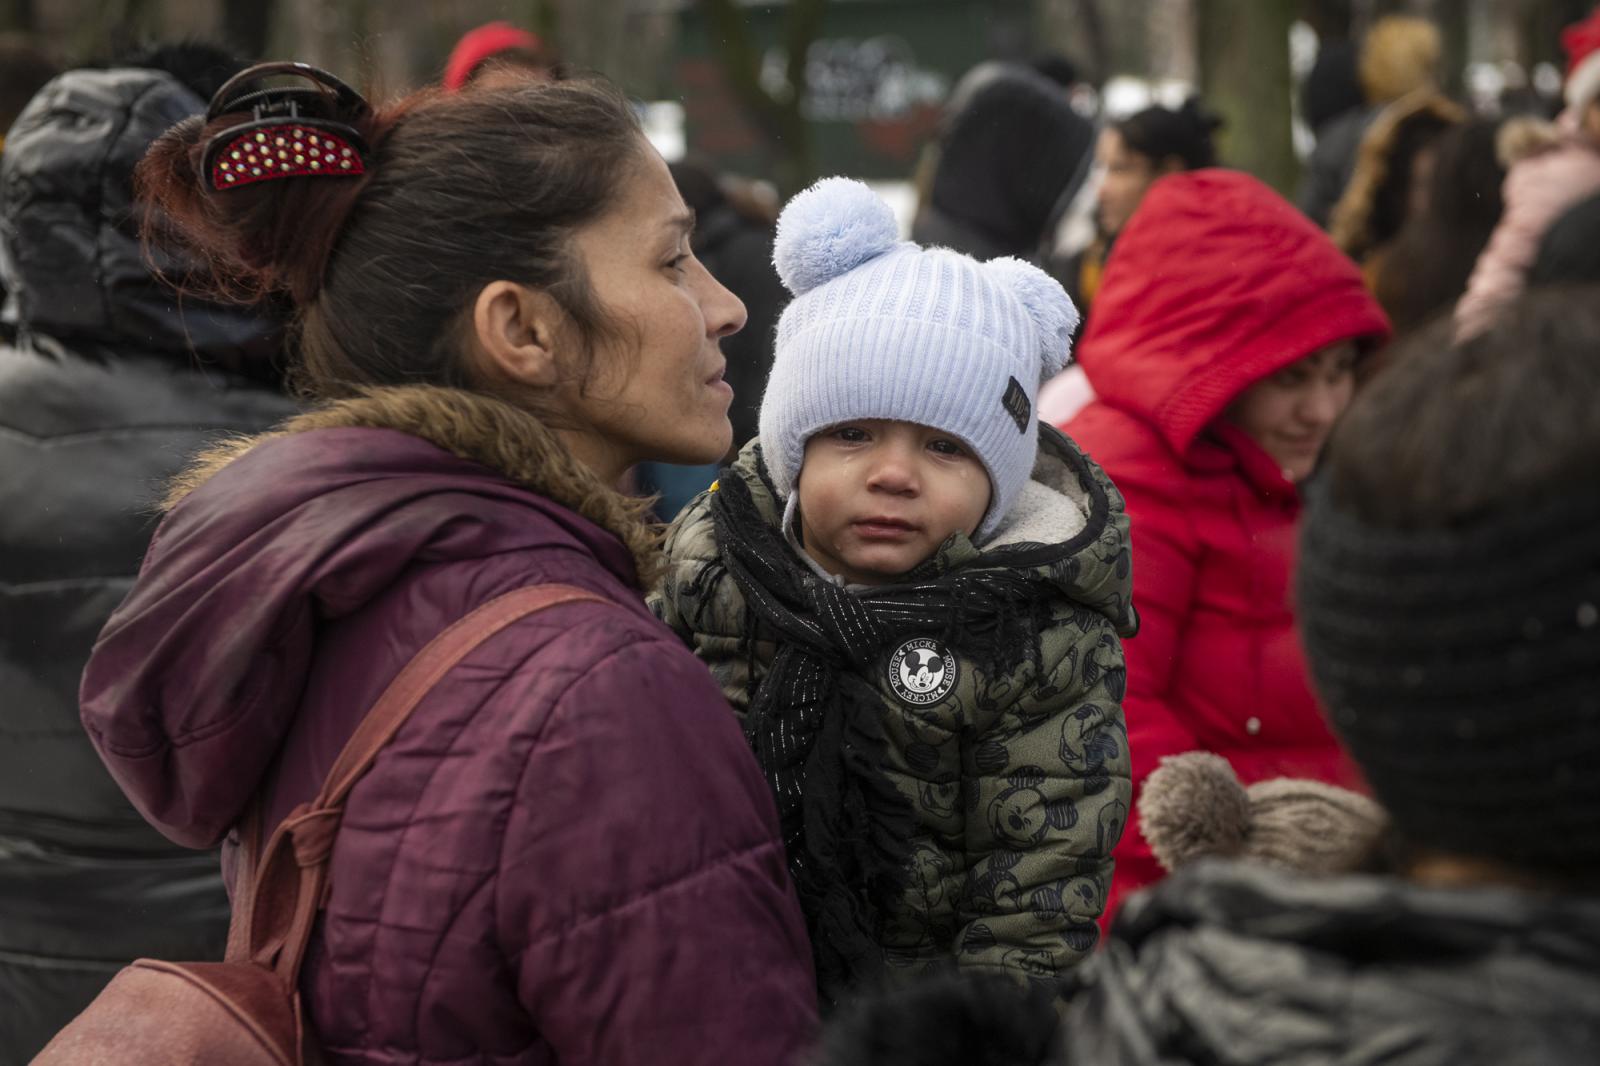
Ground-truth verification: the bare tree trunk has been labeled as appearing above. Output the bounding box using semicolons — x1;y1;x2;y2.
1199;0;1299;194
1432;0;1469;98
551;0;623;76
1035;0;1110;89
0;0;36;33
1079;0;1111;86
1299;0;1354;41
1148;0;1199;86
697;0;827;195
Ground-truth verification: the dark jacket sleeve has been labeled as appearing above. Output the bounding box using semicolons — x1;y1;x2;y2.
496;633;817;1065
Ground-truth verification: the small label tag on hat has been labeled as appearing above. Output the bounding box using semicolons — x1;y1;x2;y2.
1001;377;1031;434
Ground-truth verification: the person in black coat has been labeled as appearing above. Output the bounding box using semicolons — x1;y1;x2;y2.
0;33;59;337
911;62;1094;264
0;46;298;1062
815;288;1600;1066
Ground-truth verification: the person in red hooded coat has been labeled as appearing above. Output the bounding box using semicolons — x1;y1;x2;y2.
1060;169;1391;925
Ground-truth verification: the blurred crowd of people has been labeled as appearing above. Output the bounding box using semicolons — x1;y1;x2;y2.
3;7;1600;1065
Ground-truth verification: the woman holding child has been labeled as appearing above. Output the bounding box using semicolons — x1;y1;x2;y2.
75;64;816;1063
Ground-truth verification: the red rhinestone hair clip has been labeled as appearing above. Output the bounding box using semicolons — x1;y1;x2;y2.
201;62;373;193
208;123;363;189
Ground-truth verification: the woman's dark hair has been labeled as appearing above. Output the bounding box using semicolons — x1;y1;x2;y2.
1113;97;1221;170
1372;118;1504;335
136;69;645;406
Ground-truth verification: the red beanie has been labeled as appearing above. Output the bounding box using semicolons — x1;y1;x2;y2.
444;21;545;91
1562;6;1600;112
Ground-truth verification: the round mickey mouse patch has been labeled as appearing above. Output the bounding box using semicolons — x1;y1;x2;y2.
888;637;959;706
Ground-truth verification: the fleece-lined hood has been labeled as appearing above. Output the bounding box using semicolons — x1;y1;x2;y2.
1075;169;1391;460
78;386;658;848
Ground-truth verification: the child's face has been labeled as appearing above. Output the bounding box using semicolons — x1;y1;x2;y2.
795;419;992;585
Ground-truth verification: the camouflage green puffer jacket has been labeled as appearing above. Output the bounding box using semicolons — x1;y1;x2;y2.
652;426;1136;985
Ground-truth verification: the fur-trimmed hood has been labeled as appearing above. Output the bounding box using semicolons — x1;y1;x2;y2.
80;384;662;847
1330;89;1465;259
165;384;660;580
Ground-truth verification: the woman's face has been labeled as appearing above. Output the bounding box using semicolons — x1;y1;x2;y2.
560;144;746;479
1226;343;1359;482
1095;128;1161;236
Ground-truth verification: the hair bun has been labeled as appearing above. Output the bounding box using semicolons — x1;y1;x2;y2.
1180;95;1225;134
772;176;899;297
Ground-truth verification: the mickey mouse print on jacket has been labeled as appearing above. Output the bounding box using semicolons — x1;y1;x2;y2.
652;424;1135;1002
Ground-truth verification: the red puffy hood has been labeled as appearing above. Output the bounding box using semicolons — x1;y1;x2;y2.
1075;169;1391;458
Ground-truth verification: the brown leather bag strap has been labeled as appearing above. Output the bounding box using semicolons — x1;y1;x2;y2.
223;802;264;963
315;584;609;808
235;583;611;982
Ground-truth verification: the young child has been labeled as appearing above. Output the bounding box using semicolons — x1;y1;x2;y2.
653;178;1136;1004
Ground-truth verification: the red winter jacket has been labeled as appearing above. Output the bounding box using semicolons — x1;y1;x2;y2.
1060;170;1391;925
78;388;818;1065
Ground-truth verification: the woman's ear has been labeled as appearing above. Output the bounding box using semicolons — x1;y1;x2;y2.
471;281;564;387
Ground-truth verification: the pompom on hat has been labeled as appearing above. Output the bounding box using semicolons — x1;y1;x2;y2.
1562;6;1600;114
759;177;1078;542
1139;752;1387;875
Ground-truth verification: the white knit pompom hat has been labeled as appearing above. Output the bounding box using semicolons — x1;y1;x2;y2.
758;177;1079;542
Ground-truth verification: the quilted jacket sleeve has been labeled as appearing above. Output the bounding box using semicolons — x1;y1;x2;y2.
649;486;763;715
648;488;713;645
495;632;817;1066
954;612;1132;980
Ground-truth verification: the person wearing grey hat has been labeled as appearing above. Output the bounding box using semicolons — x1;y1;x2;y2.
812;287;1600;1066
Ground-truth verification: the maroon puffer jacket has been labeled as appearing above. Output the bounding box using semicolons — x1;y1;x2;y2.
78;387;818;1065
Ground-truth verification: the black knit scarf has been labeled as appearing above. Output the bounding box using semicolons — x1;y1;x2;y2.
711;471;1053;1005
